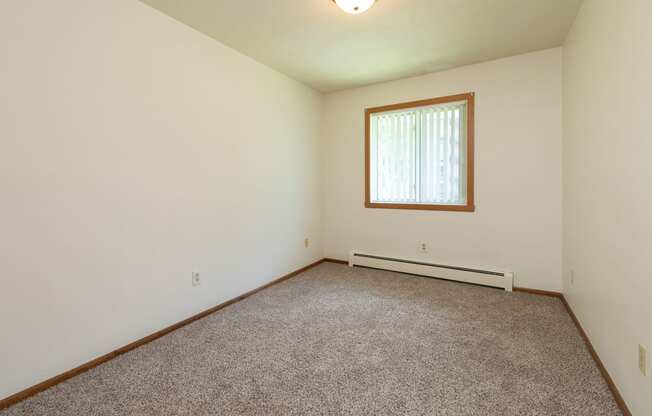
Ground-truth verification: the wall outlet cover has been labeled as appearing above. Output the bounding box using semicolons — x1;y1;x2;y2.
640;344;647;376
192;272;201;287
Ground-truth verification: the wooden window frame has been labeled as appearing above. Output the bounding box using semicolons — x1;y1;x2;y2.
364;92;475;212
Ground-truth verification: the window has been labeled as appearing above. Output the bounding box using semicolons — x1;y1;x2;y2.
365;93;475;211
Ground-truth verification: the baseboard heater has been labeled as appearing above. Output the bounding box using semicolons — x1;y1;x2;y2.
348;252;513;291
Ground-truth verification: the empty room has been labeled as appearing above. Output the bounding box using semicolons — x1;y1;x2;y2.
1;0;650;415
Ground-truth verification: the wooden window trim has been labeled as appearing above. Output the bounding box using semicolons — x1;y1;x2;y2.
364;92;475;212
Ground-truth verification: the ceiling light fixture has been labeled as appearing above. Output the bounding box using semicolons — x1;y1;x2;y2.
332;0;376;14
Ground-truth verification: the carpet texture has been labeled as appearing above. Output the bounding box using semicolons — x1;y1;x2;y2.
1;263;621;415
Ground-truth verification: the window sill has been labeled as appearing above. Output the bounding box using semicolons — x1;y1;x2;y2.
364;202;475;212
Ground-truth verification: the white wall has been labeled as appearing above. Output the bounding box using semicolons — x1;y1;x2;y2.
563;0;652;414
0;0;322;399
321;49;562;292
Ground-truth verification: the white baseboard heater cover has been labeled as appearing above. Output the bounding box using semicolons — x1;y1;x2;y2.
348;252;514;292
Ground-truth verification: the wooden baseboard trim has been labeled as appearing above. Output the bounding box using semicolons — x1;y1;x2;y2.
513;287;562;297
323;258;348;265
0;258;326;411
559;295;632;416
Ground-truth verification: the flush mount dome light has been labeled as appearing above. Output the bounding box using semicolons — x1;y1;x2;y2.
333;0;376;14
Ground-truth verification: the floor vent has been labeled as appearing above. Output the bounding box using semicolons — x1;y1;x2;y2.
348;252;513;291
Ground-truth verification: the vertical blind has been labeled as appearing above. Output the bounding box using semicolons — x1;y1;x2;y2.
370;100;468;205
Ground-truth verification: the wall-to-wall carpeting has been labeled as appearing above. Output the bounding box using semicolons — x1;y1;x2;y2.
1;263;620;415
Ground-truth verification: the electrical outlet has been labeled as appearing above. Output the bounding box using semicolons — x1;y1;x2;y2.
192;272;201;287
570;270;575;286
420;243;427;253
640;344;647;376
304;238;309;248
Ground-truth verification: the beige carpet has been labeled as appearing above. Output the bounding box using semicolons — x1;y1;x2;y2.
1;262;621;415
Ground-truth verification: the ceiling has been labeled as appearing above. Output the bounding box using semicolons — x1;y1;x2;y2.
140;0;583;93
